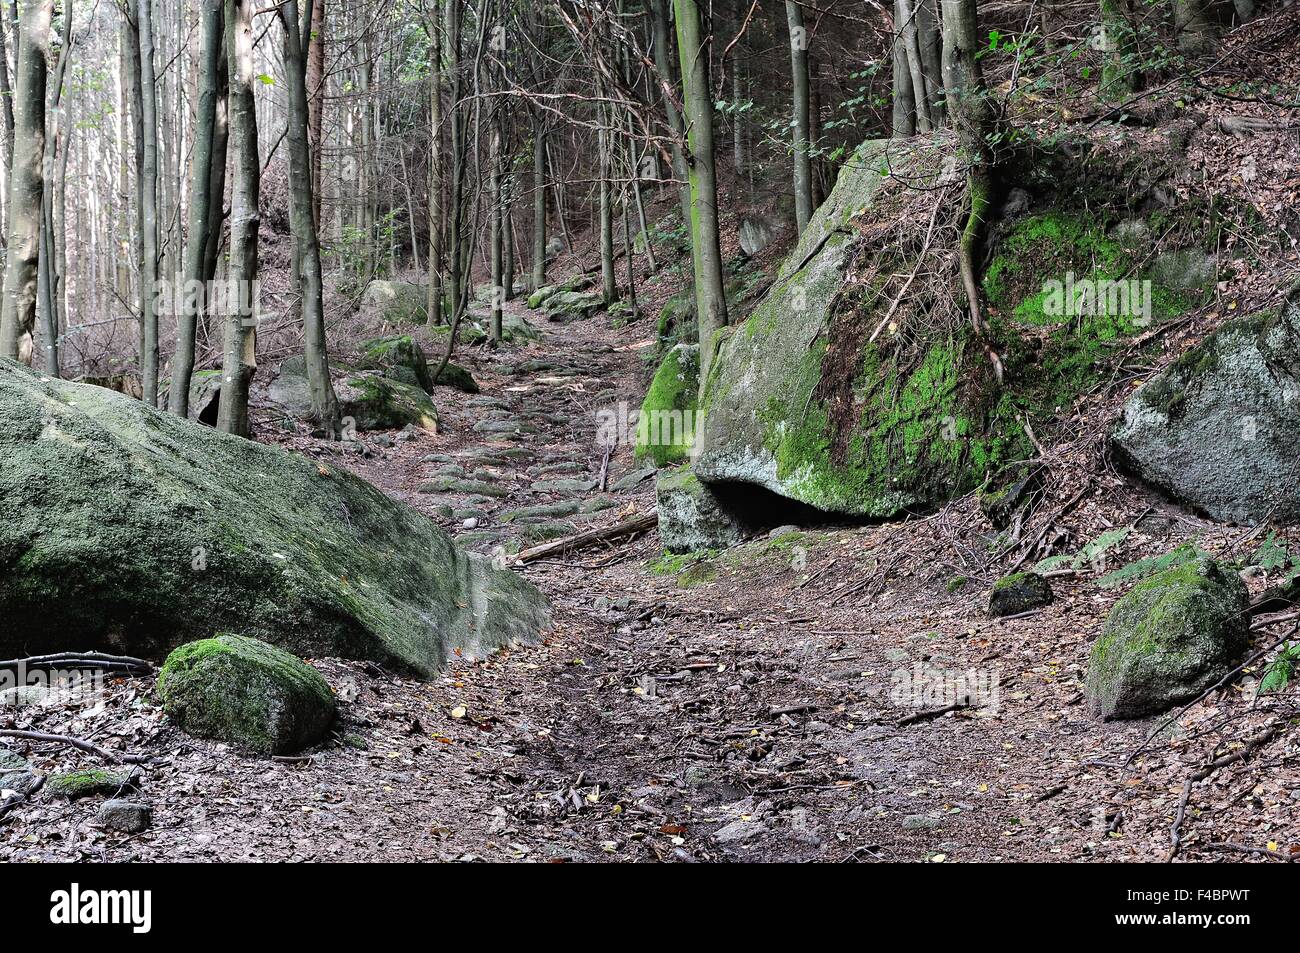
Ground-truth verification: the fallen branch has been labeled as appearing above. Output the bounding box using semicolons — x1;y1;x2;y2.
513;511;658;565
0;729;152;765
0;652;153;677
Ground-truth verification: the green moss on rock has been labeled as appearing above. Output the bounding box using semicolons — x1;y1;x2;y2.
356;335;434;393
158;634;336;754
45;768;138;800
989;571;1054;617
1085;555;1248;720
636;344;699;467
0;357;550;674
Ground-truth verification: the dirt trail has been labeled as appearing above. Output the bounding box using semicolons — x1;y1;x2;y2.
3;300;1294;863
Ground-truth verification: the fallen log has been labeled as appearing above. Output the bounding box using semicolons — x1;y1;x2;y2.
513;511;658;565
0;652;153;677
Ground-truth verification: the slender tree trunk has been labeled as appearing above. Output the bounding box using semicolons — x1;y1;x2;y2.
0;9;16;225
137;0;160;405
898;0;932;132
168;0;221;416
306;0;324;228
785;1;813;234
650;0;691;238
1100;0;1142;99
216;0;258;438
489;114;502;342
674;0;727;388
426;0;443;324
891;0;916;137
202;36;228;284
0;0;49;363
445;0;464;324
597;83;616;304
530;115;545;291
282;0;338;435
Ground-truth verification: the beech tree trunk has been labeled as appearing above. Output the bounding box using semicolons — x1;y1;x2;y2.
137;0;160;405
649;0;691;240
282;0;339;435
0;0;50;364
426;0;443;325
168;0;222;416
530;116;546;292
785;0;813;234
216;0;259;438
674;0;727;388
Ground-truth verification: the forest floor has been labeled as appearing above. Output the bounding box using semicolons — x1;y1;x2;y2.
4;292;1299;863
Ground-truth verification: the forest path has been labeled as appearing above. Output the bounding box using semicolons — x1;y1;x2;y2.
1;301;1250;863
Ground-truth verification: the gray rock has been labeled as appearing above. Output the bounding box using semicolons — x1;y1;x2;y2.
988;572;1053;617
713;819;766;844
530;478;597;495
1085;556;1248;720
611;466;657;493
738;215;778;256
159;634;336;754
656;469;745;553
0;358;548;675
97;800;151;834
360;280;428;324
1113;301;1300;523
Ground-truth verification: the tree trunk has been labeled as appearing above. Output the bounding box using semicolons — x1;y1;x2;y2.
137;0;160;405
426;0;443;324
489;115;503;343
216;0;258;438
785;0;813;234
202;34;228;284
898;0;932;132
891;0;916;137
674;0;727;388
282;0;338;435
0;0;49;364
1173;0;1217;54
168;0;222;416
649;0;691;240
530;115;545;292
597;84;616;305
306;0;324;228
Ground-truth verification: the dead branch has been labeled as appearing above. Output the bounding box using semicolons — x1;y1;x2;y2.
513;511;658;565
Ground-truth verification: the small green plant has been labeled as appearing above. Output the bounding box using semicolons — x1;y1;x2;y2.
1259;642;1300;695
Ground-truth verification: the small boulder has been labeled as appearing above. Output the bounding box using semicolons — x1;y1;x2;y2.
97;799;151;834
988;572;1054;617
361;280;428;324
1085;556;1248;720
356;335;434;393
158;634;336;755
429;361;479;393
656;469;745;554
542;290;604;323
336;371;439;432
0;749;38;796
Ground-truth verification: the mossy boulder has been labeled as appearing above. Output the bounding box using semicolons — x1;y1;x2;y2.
988;572;1053;617
656;468;745;553
694;134;1201;520
1085;556;1248;720
636;344;699;467
0;357;550;674
355;335;434;393
270;356;439;432
527;274;595;310
158;634;336;754
45;768;139;800
1113;298;1300;523
542;289;604;323
361;280;428;325
187;369;223;426
428;361;479;393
